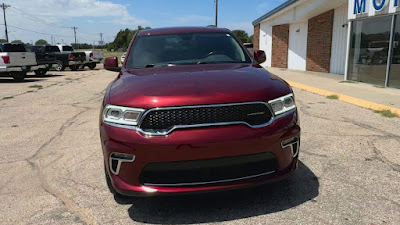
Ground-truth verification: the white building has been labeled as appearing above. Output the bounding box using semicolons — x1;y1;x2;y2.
253;0;400;88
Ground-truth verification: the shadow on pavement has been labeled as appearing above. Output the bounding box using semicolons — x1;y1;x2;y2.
118;161;319;224
28;74;65;78
0;78;47;83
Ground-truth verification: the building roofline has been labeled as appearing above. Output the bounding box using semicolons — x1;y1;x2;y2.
252;0;299;26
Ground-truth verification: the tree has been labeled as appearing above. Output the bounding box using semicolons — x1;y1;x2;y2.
232;30;249;43
247;35;254;44
0;39;7;43
107;26;151;51
11;40;23;44
35;39;48;45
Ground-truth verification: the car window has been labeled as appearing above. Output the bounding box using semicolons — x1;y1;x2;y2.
46;46;61;52
2;44;26;52
62;46;74;51
126;32;251;68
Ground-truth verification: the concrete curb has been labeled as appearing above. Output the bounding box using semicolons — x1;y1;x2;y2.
287;80;400;116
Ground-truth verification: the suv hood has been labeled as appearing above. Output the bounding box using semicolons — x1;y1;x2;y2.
109;64;291;109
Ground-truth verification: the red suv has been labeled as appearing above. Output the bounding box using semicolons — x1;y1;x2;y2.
101;27;300;196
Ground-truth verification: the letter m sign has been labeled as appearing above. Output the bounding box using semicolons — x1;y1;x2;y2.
354;0;367;14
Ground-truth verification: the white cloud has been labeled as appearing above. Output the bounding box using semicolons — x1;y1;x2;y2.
3;0;148;43
172;15;213;26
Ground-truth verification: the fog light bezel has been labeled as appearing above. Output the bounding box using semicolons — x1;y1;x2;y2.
109;152;135;175
281;137;300;158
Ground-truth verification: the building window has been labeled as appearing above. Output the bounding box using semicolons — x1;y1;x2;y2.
348;16;392;86
389;15;400;88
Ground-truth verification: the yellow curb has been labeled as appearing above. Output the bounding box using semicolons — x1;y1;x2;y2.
286;80;400;116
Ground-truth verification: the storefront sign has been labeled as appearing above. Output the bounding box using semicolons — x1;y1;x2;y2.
349;0;398;19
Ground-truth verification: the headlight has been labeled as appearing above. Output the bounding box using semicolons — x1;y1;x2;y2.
103;105;145;126
268;93;296;116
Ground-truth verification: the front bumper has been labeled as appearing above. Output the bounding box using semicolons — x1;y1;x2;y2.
100;110;300;196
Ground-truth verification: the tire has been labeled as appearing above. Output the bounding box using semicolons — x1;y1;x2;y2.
70;65;79;71
12;72;26;82
79;65;85;70
55;61;65;71
34;69;47;76
88;63;96;70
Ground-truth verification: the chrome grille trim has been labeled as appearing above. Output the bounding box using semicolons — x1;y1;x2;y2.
143;170;276;187
104;107;296;137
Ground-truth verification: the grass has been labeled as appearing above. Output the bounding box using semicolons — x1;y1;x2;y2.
373;109;399;118
29;85;43;89
65;78;73;80
103;50;124;59
326;95;339;100
26;90;34;93
2;96;14;100
339;80;358;84
373;85;385;89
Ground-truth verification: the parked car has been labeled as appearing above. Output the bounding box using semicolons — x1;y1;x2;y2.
0;43;42;81
26;45;58;76
243;43;254;56
120;52;126;65
100;27;300;197
81;50;103;69
54;45;86;71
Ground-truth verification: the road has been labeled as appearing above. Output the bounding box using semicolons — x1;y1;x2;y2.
1;68;399;225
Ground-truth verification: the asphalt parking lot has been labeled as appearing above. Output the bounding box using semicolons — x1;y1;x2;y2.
1;68;399;225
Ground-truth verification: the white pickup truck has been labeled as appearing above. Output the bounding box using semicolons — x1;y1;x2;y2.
82;50;103;69
0;43;46;82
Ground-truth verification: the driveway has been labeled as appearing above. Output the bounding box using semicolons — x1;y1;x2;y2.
0;68;399;224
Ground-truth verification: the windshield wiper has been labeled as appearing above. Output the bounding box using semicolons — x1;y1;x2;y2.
145;64;156;68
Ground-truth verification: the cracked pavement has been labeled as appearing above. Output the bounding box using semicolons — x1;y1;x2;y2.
0;68;399;225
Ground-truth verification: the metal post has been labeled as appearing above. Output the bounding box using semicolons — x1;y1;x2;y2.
1;3;10;42
215;0;218;27
385;15;396;88
344;21;352;81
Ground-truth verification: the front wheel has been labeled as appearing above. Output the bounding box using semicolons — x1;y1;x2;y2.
12;72;26;82
34;69;48;76
55;61;65;71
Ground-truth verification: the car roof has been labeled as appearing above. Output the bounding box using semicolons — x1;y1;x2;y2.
137;26;231;36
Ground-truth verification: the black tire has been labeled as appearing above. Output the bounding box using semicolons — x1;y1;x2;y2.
12;72;26;82
79;64;85;70
55;61;65;71
34;69;48;76
88;63;96;70
70;65;79;71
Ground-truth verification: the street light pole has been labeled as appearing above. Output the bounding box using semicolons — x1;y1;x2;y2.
215;0;218;27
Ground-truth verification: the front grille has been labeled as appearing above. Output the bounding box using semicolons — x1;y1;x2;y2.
139;103;272;133
139;152;278;186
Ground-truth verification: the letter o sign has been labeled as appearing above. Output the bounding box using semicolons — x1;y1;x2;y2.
373;0;386;11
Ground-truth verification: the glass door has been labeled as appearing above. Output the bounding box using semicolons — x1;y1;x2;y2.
348;16;393;86
389;15;400;88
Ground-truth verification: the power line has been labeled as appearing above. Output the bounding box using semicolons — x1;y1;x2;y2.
1;23;74;37
1;3;10;42
10;6;70;29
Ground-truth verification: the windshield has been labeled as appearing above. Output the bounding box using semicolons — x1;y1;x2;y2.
1;44;26;52
126;32;251;69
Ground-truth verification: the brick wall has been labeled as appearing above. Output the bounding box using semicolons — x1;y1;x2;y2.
272;24;290;68
306;10;334;73
253;24;260;51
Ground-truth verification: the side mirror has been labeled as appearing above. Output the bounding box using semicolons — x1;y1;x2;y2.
104;56;121;72
254;50;266;64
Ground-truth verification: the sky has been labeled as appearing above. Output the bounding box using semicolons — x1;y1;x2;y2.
1;0;286;45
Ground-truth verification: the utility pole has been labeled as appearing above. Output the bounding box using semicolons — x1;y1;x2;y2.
99;33;103;46
1;3;10;42
215;0;218;27
71;26;78;44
